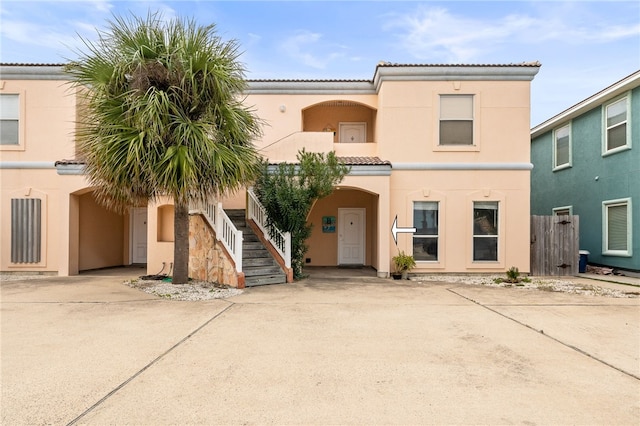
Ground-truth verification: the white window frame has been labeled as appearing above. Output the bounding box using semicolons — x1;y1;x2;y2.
0;91;26;151
412;201;439;263
602;94;632;156
438;94;475;147
602;198;632;257
553;205;573;216
1;93;19;146
472;201;499;262
553;123;572;171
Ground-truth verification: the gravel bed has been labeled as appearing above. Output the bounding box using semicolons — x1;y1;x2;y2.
124;279;243;301
412;274;639;298
2;273;636;300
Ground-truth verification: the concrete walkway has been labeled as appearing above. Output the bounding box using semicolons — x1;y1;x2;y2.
1;270;638;425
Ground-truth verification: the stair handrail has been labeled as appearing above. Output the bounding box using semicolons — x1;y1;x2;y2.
247;187;292;268
190;201;243;272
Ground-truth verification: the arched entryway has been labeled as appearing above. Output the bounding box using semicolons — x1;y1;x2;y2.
305;187;379;269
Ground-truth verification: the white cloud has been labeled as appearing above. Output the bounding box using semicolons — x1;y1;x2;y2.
596;23;640;42
385;5;640;63
1;20;84;53
247;32;261;43
0;0;183;62
85;0;113;14
279;30;346;70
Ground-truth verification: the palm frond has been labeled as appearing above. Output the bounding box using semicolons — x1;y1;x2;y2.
65;10;262;212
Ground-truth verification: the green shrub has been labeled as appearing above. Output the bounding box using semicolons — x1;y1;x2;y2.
505;266;520;283
254;149;349;279
392;250;416;273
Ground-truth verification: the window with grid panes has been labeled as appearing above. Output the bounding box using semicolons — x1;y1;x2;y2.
1;94;19;145
604;97;629;153
413;202;438;261
554;124;571;169
473;201;498;261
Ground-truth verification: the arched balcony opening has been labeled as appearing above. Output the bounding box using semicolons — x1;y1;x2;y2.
302;101;377;144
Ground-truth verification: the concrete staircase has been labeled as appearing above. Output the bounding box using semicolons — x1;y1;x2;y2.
225;209;287;287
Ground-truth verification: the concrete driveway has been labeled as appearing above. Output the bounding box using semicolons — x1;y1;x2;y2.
1;270;639;425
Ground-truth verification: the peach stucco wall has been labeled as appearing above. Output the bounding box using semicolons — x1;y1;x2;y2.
250;94;378;152
2;64;536;277
389;170;530;273
1;73;135;274
245;77;533;275
1;78;76;274
147;75;535;277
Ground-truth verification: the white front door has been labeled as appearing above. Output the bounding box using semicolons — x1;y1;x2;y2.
131;207;148;264
338;208;365;265
339;122;366;143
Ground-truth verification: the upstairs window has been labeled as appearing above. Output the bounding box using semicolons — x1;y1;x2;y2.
440;95;473;145
603;96;630;155
553;124;571;170
1;94;20;145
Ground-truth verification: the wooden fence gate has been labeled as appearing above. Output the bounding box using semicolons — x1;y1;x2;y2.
530;215;579;276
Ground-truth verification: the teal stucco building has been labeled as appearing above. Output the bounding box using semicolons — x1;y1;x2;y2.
531;70;639;273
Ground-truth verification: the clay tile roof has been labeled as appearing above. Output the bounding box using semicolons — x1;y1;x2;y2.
248;78;370;83
0;63;66;67
54;159;85;166
375;61;541;68
337;156;391;166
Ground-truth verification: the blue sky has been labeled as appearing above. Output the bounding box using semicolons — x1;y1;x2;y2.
1;1;639;126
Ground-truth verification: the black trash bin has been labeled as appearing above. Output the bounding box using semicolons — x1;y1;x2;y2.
578;250;590;273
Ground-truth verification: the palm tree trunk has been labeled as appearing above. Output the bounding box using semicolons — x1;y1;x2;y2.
173;201;190;284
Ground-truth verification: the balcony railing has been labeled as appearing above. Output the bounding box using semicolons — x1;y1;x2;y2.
247;187;291;268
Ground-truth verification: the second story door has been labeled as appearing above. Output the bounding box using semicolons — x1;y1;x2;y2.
339;122;366;143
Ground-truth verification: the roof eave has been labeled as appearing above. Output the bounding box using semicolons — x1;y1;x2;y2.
246;80;375;95
0;64;67;80
247;63;541;94
531;69;640;139
373;63;541;90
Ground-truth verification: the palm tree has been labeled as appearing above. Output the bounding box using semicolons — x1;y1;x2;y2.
66;12;262;284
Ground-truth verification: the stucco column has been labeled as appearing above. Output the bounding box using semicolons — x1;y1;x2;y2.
376;180;391;278
57;191;78;276
57;173;88;276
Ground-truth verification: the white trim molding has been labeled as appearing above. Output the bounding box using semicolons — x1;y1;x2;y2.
392;162;533;171
532;70;640;136
602;198;633;257
0;161;56;169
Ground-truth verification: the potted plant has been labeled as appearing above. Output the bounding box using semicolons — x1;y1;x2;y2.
392;250;416;280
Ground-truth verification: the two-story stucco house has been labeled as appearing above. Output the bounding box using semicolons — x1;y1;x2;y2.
1;62;540;284
531;70;639;273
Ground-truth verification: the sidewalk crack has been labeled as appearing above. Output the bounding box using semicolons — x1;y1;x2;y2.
447;288;640;382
